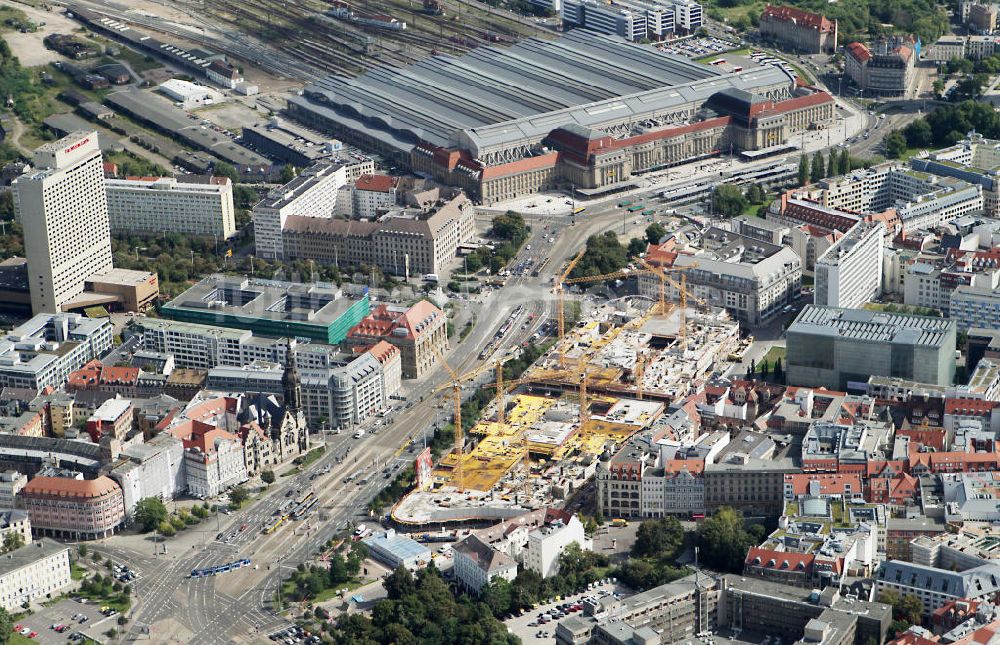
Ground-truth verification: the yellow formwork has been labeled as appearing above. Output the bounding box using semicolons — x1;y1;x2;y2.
432;394;557;491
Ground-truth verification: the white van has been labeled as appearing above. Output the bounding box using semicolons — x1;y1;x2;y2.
354;429;365;439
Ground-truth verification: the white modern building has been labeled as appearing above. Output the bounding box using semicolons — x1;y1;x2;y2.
525;514;590;578
105;176;237;239
452;534;518;594
566;0;699;39
137;318;292;370
876;560;1000;616
13;131;114;314
253;159;375;259
157;79;218;107
0;539;71;611
0;313;114;391
814;222;885;309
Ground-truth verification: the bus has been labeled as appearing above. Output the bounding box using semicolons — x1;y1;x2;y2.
618;200;633;208
626;204;644;213
572;207;586;215
641;209;656;217
611;518;628;528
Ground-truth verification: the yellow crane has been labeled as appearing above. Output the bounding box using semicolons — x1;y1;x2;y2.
433;351;512;491
555;248;587;366
637;257;706;347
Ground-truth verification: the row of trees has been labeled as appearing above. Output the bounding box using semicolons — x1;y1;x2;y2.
797;148;860;186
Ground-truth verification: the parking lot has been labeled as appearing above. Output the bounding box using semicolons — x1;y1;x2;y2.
268;624;322;644
660;36;738;58
503;581;630;643
15;598;117;645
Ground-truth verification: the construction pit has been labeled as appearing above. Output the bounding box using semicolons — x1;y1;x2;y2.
391;302;741;526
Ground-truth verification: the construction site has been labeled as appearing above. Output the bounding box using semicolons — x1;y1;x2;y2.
391;256;743;526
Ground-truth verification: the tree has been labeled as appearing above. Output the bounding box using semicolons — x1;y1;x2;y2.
213;161;238;183
627;237;647;258
0;606;10;641
840;148;852;175
157;521;175;537
134;498;168;533
1;530;24;554
774;357;784;383
482;577;513;616
884;131;908;159
760;359;770;379
261;470;276;485
932;79;945;98
279;165;298;183
229;485;250;508
798;155;810;186
903;119;933;148
633;517;684;559
382;565;415;600
899;594;924;626
810;151;826;182
712;184;747;218
645;222;668;244
745;183;765;205
697;507;759;572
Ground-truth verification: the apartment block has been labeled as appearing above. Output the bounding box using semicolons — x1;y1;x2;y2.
525;514;590;578
105;175;236;239
814;221;885;309
845;38;915;98
352;174;399;219
253;159;375;259
12;131;113;313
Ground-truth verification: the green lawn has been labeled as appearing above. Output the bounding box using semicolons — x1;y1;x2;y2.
693;47;750;63
292;446;326;470
71;562;87;580
10;634;35;645
0;6;30;32
761;346;786;365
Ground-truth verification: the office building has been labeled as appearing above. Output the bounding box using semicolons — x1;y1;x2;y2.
928;36;968;62
300;349;387;429
951;285;1000;331
759;6;838;54
640;230;802;327
845;38;916;97
281;190;476;277
137;318;291;370
786;305;957;390
12;131;113;313
347;300;447;379
911;524;1000;572
905;254;1000;315
0;539;71;611
0;314;113;391
18;476;126;540
165;418;248;498
253;160;374;259
288;31;834;204
814;222;885;309
161;275;371;345
82;269;159;313
242;119;353;167
362;529;431;569
803;163;983;233
105;175;236;239
913;134;1000;217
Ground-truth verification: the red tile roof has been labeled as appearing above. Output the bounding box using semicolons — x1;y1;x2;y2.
355;174;400;193
367;340;399;364
945;398;999;416
746;547;815;571
846;42;872;63
22;475;121;499
762;5;835;31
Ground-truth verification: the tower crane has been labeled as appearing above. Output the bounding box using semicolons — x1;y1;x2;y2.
432;351;513;491
555;248;587;367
